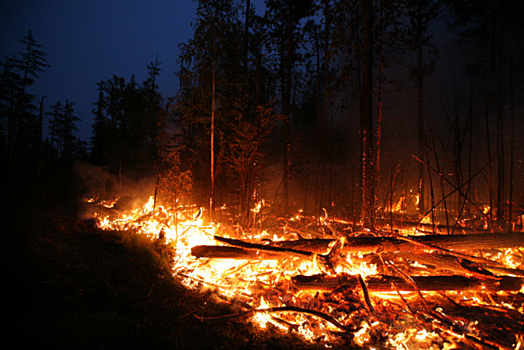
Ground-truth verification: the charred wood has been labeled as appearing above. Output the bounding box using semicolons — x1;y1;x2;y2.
292;273;524;292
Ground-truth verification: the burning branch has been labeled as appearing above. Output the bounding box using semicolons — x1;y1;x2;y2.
196;305;348;333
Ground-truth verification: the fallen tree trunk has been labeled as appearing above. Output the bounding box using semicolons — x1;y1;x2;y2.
271;232;524;254
192;236;332;268
390;252;502;279
191;245;286;260
292;273;524;292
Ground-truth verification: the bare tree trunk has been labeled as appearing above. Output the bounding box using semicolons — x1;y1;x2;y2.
483;70;493;222
360;0;374;228
508;60;514;232
416;2;426;219
496;71;505;225
282;20;292;213
375;1;384;214
210;38;216;220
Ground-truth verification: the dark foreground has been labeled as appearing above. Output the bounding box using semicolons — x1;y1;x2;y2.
4;193;332;350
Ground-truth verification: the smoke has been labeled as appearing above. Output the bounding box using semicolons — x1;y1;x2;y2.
74;161;157;220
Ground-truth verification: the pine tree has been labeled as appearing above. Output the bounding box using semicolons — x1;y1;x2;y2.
90;91;109;164
48;100;80;160
15;30;50;150
4;30;50;181
90;65;164;179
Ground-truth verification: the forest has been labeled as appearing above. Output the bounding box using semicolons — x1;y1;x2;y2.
2;0;524;231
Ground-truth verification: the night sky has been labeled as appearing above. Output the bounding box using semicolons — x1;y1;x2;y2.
0;0;199;141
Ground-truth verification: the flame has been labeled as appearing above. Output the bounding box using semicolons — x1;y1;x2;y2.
251;199;264;213
353;321;371;346
419;215;433;224
252;297;273;328
94;197;524;348
392;196;405;213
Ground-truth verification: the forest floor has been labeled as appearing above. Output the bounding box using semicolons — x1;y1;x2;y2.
4;191;342;350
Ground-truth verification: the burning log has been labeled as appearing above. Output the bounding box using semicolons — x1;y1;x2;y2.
270;231;524;254
391;252;501;279
191;236;322;262
292;273;524;292
191;245;290;260
192;234;524;282
204;235;338;270
213;235;319;260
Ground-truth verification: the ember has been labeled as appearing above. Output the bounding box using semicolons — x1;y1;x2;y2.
94;197;524;349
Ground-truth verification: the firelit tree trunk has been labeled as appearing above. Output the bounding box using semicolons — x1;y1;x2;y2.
407;0;438;220
282;31;291;212
210;40;216;220
375;3;384;211
416;2;426;218
496;53;505;225
481;72;493;222
508;60;515;231
360;0;374;228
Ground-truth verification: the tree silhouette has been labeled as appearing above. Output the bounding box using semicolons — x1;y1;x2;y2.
90;67;163;180
0;30;50;184
48;100;81;160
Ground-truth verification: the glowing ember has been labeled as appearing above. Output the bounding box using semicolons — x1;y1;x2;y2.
93;197;524;349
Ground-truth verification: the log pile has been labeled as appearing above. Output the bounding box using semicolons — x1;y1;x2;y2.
186;219;524;349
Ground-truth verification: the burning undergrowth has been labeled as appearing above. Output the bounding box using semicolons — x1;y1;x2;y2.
89;196;524;350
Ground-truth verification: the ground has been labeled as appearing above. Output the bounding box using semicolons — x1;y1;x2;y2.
4;191;344;350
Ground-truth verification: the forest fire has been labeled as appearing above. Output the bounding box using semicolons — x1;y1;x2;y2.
4;0;524;349
90;196;524;350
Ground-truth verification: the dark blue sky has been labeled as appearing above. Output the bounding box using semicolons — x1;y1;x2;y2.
1;0;199;141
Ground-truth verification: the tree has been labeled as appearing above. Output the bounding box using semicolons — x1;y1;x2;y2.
222;103;278;224
404;0;439;219
444;0;524;226
0;55;21;148
264;0;315;212
1;30;50;181
15;30;50;152
176;0;252;215
17;30;50;96
90;66;163;179
48;100;81;160
90;91;109;164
